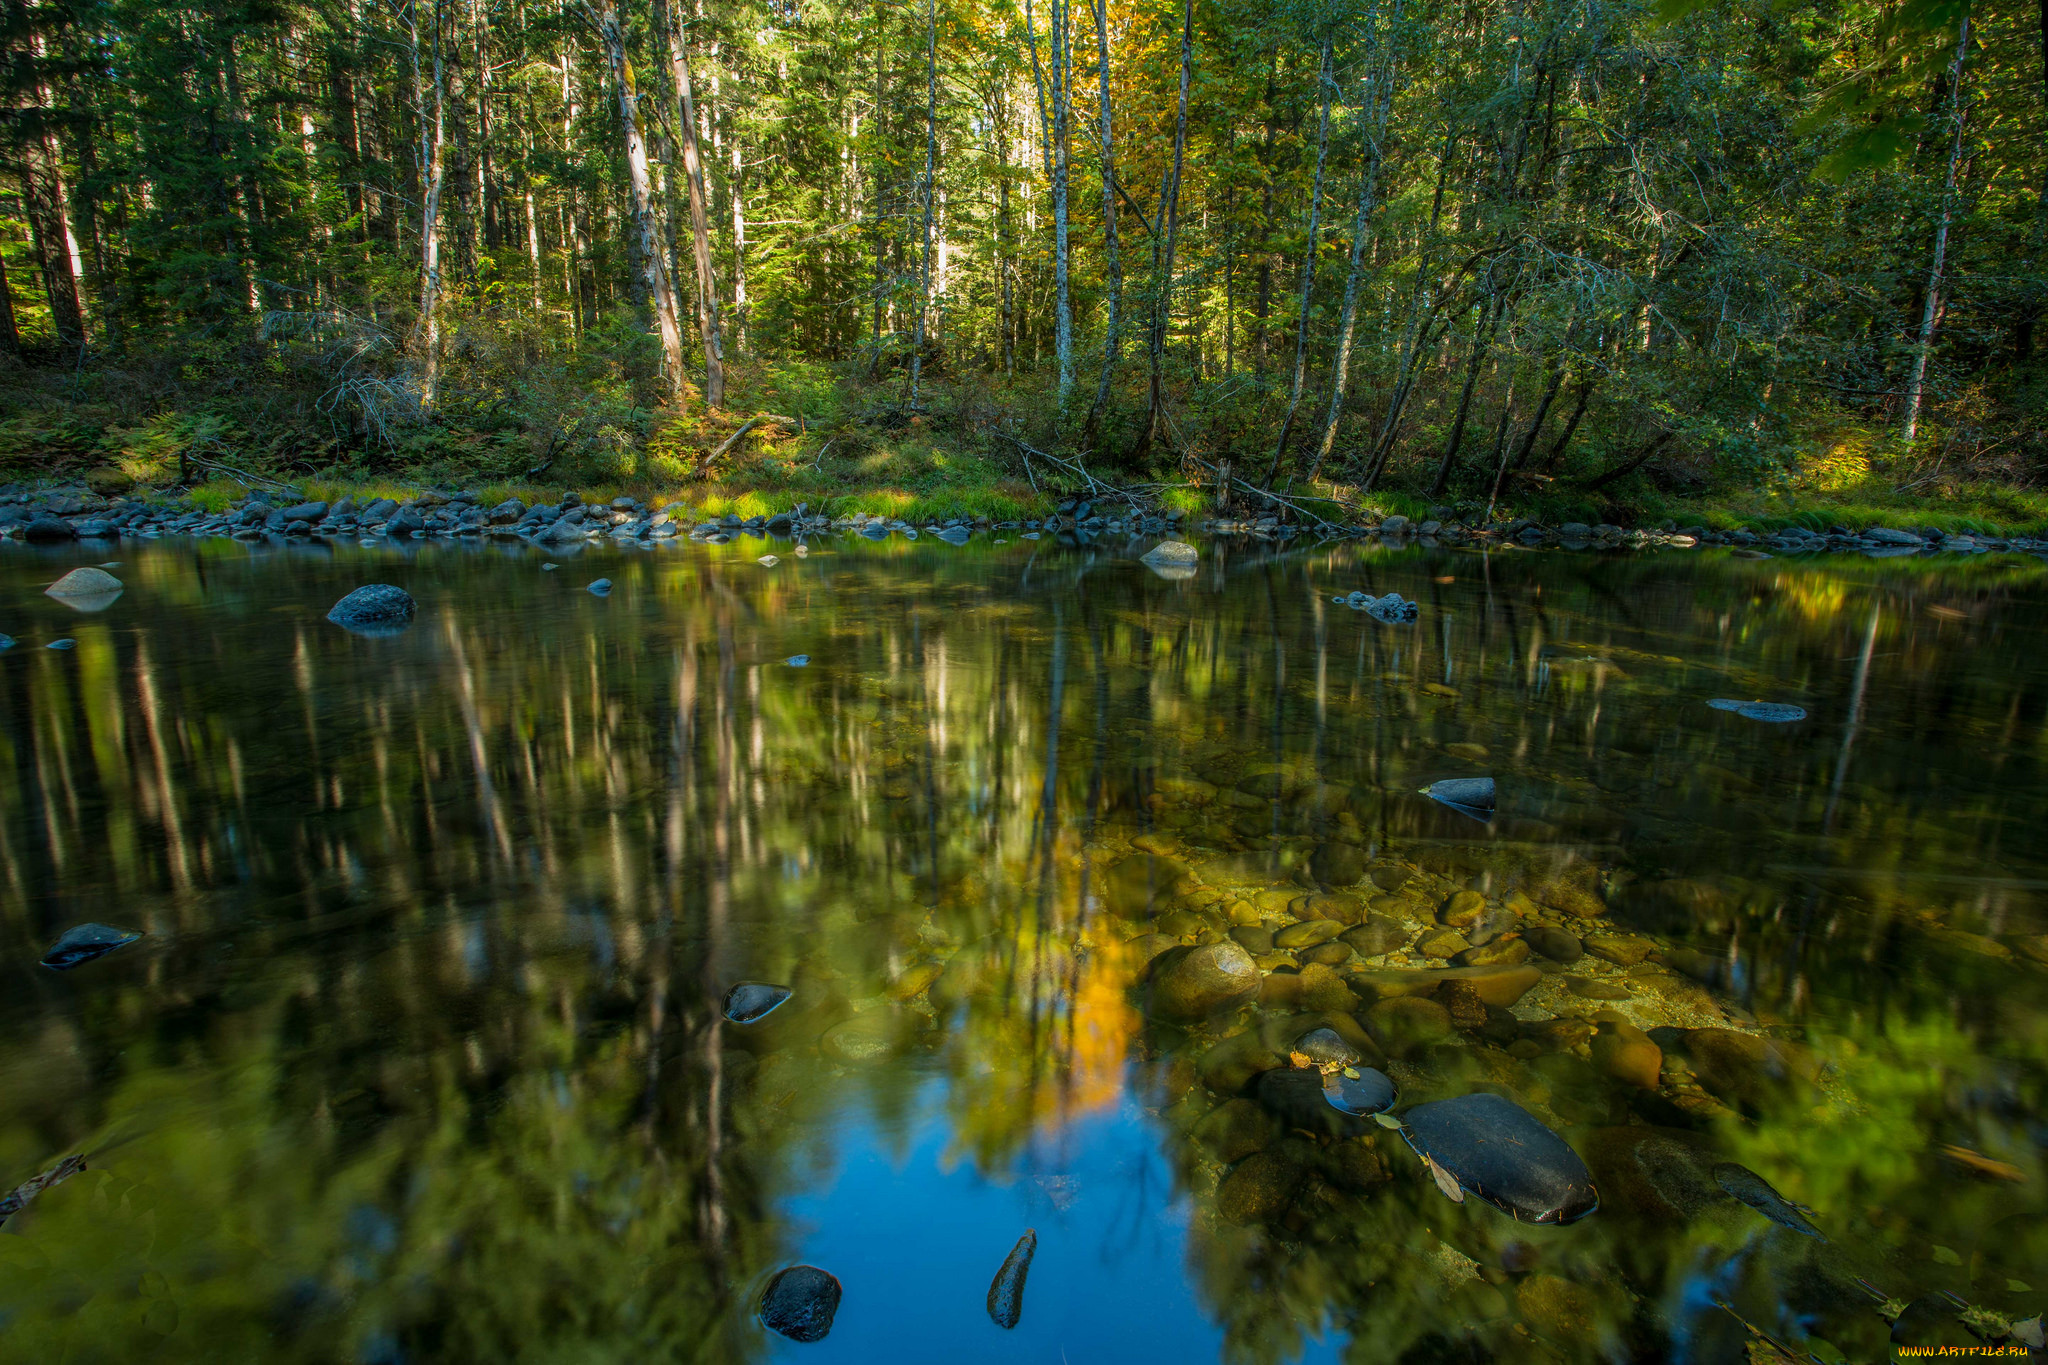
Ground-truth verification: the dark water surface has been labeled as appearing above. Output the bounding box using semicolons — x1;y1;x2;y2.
1;533;2045;1363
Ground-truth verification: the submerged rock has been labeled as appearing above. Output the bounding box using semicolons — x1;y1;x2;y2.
1401;1092;1599;1224
1525;926;1584;963
1293;1026;1362;1068
1272;919;1342;951
41;923;143;970
1590;1018;1663;1089
1145;942;1260;1021
1713;1162;1825;1239
760;1265;842;1342
1707;698;1807;723
1309;841;1367;887
786;655;810;666
1103;852;1187;916
326;584;416;634
1194;1098;1279;1161
986;1230;1037;1329
587;578;612;596
1421;777;1494;822
1217;1150;1306;1225
1340;916;1409;959
722;982;792;1024
1255;1066;1369;1137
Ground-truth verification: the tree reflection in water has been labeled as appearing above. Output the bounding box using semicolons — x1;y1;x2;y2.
0;535;2043;1362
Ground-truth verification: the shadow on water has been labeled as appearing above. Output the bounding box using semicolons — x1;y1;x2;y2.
0;533;2044;1361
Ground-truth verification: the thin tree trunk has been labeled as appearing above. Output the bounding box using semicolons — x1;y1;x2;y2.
1539;374;1595;471
667;4;725;406
1131;0;1192;466
1429;281;1505;497
1023;0;1072;403
593;0;688;404
0;250;15;355
1081;0;1122;447
1903;12;1971;444
1309;19;1394;483
909;0;939;406
1265;36;1334;486
410;0;449;407
1361;127;1455;491
1507;361;1565;472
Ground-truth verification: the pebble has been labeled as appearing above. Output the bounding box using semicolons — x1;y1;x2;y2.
760;1265;842;1342
587;579;612;596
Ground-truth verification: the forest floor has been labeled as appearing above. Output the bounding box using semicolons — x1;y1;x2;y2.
6;355;2047;536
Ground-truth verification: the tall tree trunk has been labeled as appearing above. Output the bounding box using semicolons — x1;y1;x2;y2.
1081;0;1122;447
666;4;725;406
729;101;748;355
909;0;939;406
594;0;688;404
1023;0;1073;404
411;0;449;406
1428;281;1505;497
1131;0;1192;466
1361;127;1454;491
0;250;18;356
1903;12;1971;444
1310;9;1394;482
1265;36;1334;486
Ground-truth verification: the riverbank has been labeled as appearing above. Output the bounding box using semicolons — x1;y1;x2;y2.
6;471;2048;562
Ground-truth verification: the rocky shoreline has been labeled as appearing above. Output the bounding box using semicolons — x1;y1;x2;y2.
3;482;2046;558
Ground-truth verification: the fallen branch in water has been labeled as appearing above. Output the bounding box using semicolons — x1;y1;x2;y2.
0;1154;86;1228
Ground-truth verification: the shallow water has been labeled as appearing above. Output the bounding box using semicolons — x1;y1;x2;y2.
1;532;2044;1363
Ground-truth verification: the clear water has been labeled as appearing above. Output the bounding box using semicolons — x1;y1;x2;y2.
1;534;2044;1363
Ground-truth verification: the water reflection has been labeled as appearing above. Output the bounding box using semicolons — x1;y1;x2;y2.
0;535;2044;1362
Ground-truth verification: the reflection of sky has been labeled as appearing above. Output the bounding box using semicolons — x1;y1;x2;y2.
770;1080;1346;1363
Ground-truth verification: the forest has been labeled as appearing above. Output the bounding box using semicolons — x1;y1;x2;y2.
1;0;2045;516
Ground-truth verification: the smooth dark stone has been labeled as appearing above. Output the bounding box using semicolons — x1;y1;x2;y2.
1526;926;1584;963
1254;1066;1369;1138
1324;1067;1399;1117
723;981;792;1024
760;1265;841;1343
860;524;888;539
384;507;425;536
1422;777;1495;817
1402;1092;1599;1224
587;579;612;596
326;585;417;635
1340;915;1408;958
23;515;75;541
1713;1162;1824;1239
41;923;143;969
936;525;971;545
986;1229;1037;1329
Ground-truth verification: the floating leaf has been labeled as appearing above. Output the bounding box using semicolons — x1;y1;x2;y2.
1423;1152;1466;1203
